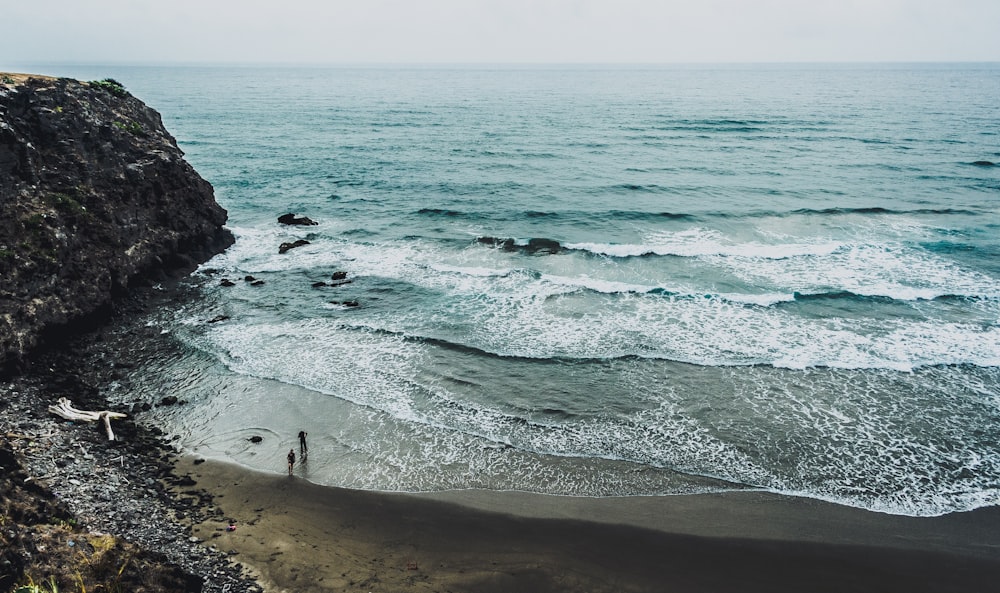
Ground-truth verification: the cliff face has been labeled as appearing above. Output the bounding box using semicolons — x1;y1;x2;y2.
0;74;234;373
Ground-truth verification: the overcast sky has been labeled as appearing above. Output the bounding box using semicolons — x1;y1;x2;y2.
3;0;999;65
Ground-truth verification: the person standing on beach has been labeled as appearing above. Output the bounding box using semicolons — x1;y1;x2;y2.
298;430;308;457
287;448;296;475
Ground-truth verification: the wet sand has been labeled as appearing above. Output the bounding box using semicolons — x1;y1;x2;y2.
179;457;1000;593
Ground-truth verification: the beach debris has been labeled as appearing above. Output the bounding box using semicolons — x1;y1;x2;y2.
48;397;127;441
278;213;318;226
406;561;419;571
249;435;263;443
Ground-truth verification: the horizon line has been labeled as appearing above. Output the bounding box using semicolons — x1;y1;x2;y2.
5;59;1000;69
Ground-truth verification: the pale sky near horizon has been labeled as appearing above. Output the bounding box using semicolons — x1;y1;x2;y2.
3;0;999;65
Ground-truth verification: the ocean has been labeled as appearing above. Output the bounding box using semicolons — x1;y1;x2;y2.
19;63;1000;516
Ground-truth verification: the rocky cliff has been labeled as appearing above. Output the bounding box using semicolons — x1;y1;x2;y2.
0;74;234;373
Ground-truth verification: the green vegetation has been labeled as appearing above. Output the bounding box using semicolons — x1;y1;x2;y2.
112;120;144;136
45;192;85;216
10;531;138;593
1;75;14;85
88;78;128;98
23;213;46;230
13;576;60;593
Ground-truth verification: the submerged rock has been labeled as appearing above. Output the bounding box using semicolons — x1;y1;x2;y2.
476;236;516;251
475;236;562;255
525;238;562;255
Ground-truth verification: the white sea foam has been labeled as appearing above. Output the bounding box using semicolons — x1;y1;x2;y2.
566;228;844;260
178;310;1000;515
723;237;1000;302
539;273;658;295
429;263;511;277
717;292;796;306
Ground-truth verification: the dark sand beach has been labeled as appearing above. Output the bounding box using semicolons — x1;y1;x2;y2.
180;457;1000;593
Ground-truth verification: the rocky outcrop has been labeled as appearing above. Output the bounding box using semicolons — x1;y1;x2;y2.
476;236;562;255
0;74;234;373
279;239;310;254
277;212;317;226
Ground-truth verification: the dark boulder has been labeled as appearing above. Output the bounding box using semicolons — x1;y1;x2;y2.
278;213;318;226
279;239;310;254
329;271;352;286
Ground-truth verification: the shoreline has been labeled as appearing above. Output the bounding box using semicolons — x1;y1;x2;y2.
5;285;1000;592
178;455;1000;592
0;286;262;593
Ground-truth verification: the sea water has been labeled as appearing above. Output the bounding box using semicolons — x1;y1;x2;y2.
18;63;1000;516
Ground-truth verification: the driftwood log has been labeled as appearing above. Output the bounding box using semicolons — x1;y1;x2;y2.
48;397;127;441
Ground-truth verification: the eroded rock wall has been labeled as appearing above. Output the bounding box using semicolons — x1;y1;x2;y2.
0;75;234;372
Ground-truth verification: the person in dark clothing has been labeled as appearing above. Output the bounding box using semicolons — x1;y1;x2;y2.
287;449;296;475
298;430;308;457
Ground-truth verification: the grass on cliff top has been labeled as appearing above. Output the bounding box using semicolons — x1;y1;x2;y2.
0;73;58;85
0;74;127;95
